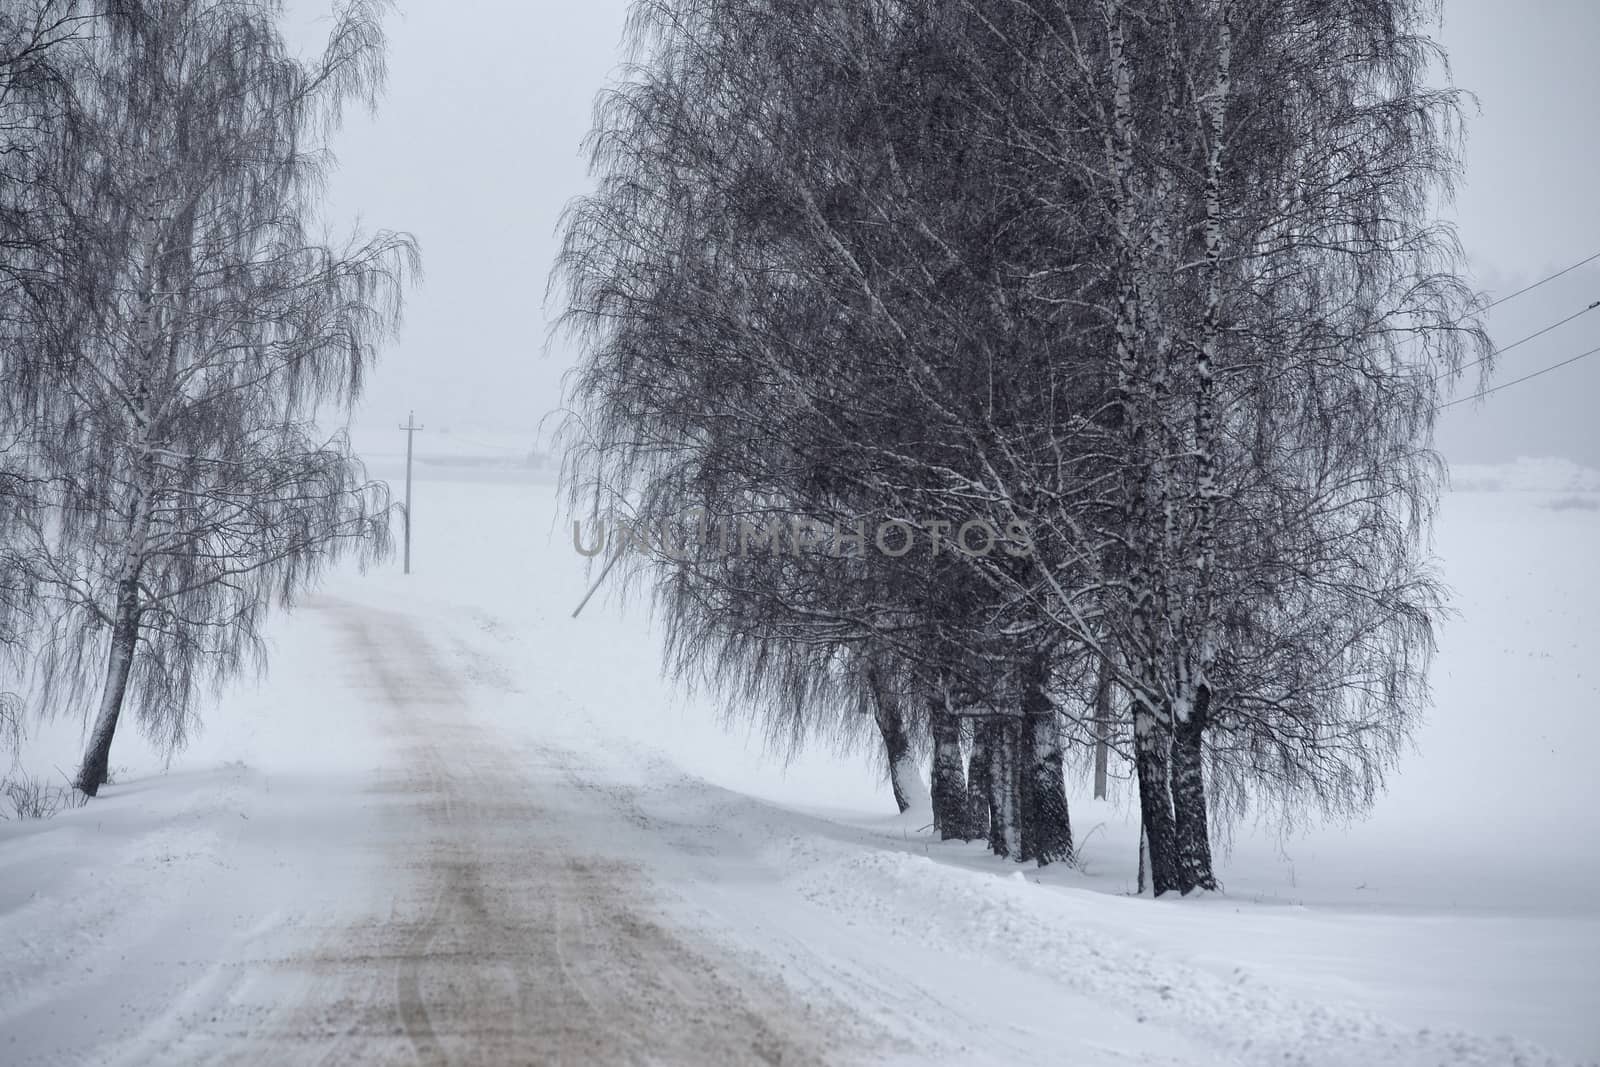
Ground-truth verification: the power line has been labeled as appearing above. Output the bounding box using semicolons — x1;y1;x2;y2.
1438;298;1600;382
1481;248;1600;313
1438;341;1600;411
1393;248;1599;369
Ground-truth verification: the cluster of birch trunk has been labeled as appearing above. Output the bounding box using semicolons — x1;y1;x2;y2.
559;0;1486;895
0;1;412;794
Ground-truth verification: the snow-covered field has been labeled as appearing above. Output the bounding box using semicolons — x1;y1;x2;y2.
3;458;1597;1064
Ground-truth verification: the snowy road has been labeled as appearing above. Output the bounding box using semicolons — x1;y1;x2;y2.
2;598;860;1064
89;600;859;1065
273;601;847;1065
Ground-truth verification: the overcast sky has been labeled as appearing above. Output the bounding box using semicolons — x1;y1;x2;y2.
295;0;1600;468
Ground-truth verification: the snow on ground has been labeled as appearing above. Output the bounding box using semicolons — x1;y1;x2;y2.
2;456;1597;1064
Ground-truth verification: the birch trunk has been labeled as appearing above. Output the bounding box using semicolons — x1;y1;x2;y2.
987;718;1022;859
1106;3;1171;892
74;189;168;801
966;721;993;841
1018;656;1072;866
1026;711;1073;866
929;705;967;840
1133;699;1181;895
869;670;925;813
74;576;140;795
75;418;157;796
1016;705;1036;861
1167;4;1231;897
1172;685;1217;892
1137;820;1149;895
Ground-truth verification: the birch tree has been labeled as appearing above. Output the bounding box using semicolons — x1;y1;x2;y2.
17;0;414;794
944;0;1484;892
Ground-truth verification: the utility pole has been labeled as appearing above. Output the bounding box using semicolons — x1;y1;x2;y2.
399;411;423;574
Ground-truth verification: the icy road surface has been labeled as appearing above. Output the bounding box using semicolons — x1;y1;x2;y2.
3;476;1597;1065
